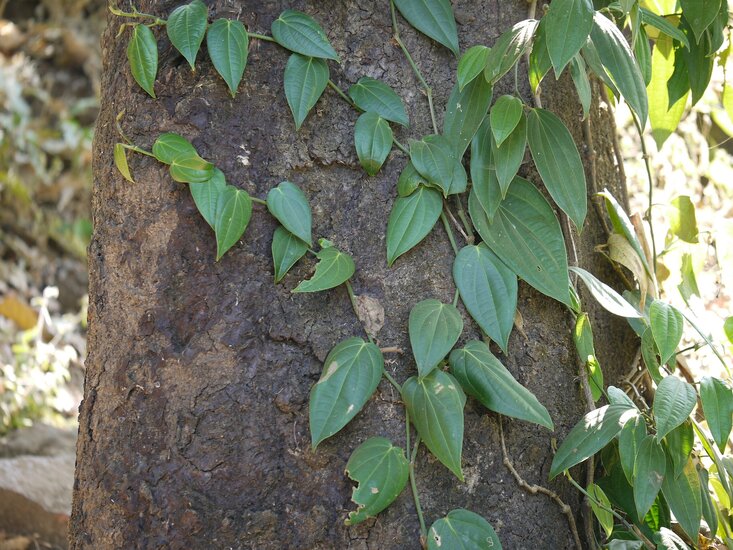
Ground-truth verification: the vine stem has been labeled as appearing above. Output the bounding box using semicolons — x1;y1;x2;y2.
248;32;275;42
633;116;657;277
440;211;459;255
327;79;357;108
443;200;470;244
109;3;166;25
392;137;409;155
250;197;267;206
383;370;402;393
407;430;428;543
121;143;155;158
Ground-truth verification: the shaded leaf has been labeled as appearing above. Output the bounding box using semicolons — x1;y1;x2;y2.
293;245;355;293
490;95;523;147
206;18;249;97
457;45;490;90
393;0;459;56
348;77;408;126
492;113;527;195
271;9;339;60
570;54;592;119
654;376;696;442
214;186;252;260
409;299;463;377
397;161;426;197
152;132;198;164
169;154;214;183
661;457;702;541
166;0;208;70
127;24;157;98
386;186;442;266
633;436;666;518
470;117;503;222
443;76;493;159
410;135;467;196
619;415;647;484
272;226;308;283
664;420;694;478
544;0;594;74
267;181;312;246
484;20;538;84
354;112;393;176
283;53;329;130
529;20;552;94
427;509;502;550
190;167;227;227
680;0;721;42
640;9;690;49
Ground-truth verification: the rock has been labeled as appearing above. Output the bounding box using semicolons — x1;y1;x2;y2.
0;424;77;458
0;453;75;515
0;21;25;53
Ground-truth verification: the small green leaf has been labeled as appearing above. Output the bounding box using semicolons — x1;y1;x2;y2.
386;186;442;266
409;135;467;196
633;436;666;519
484;20;538;85
618;415;647;484
348;77;408;126
654;376;696;442
665;420;694;478
449;340;553;429
402;370;466;480
641;328;663;384
453;245;517;353
214;186;252;260
661;457;702;541
669;196;699;243
166;0;208;70
267;181;312;246
190;167;227;227
309;338;383;448
443;72;493;158
526;108;587;230
344;437;409;525
700;376;733;452
397;161;426;197
649;300;684;364
293;245;355;293
725;316;733;345
127;24;158;98
570;267;643;318
587;483;614;539
152;132;198;164
680;0;721;43
680;19;713;106
570;55;592;119
271;9;339;61
544;0;594;74
427;509;502;550
354;112;393;176
470;118;503;222
457;45;490;90
114;143;134;182
550;403;638;479
409;299;463;377
272;226;308;283
206;19;249;97
283;53;329;130
393;0;459;56
574;313;603;401
490;95;523;147
492;113;527;195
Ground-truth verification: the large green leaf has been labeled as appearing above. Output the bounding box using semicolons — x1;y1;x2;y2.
647;34;689;148
402;370;466;480
654;376;696;442
633;436;666;518
393;0;459;56
271;9;339;60
570;267;643;318
409;299;463;377
649;300;683;363
114;143;134;183
386;186;442;266
206;18;249;97
427;509;502;550
590;12;649;127
469;177;570;306
700;376;733;452
449;340;553;429
293;245;355;293
550;403;638;479
190;167;227;227
529;20;552;94
127;24;157;98
452;245;517;352
443;76;493;159
457;45;490;90
354;112;393;176
309;338;383;447
635;25;652;86
618;415;647;484
526;108;587;229
680;0;721;42
492;114;527;195
484;20;539;85
344;437;409;525
283;53;329;130
214;186;252;260
544;0;594;74
271;226;308;283
679;20;713;106
470;118;503;222
490;95;523;148
661;457;702;541
267;181;312;246
166;0;208;70
348;77;408;126
410;135;467;196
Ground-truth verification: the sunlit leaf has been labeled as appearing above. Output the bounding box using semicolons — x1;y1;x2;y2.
700;376;733;452
457;45;490;90
127;24;157;97
649;300;683;363
114;143;134;182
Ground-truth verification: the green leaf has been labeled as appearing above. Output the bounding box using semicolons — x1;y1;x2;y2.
698;468;718;537
293;245;355;293
166;0;208;70
409;299;463;377
526;108;588;229
214;186;252;260
649;300;684;363
344;437;409;525
469;177;571;306
634;25;652;86
680;0;721;43
633;436;666;518
590;12;649;127
206;19;249;97
453;245;517;353
427;509;502;550
574;313;603;401
409;135;467;196
114;143;134;183
127;24;157;98
190;167;227;227
169;155;214;184
267;181;312;246
490;95;523;147
309;338;383;448
393;0;459;56
283;53;329;130
654;376;696;442
678;253;700;303
640;9;690;49
272;226;308;283
647;34;689;148
457;45;490;90
661;457;702;541
449;340;553;430
570;55;592;119
700;376;733;452
354;112;393;176
348;77;408;126
484;19;539;85
665;420;694;478
443;75;493;159
492;114;527;195
550;403;638;479
397;161;426;197
725;316;733;345
641;328;663;384
529;20;552;95
386;186;442;266
619;415;647;484
669;196;699;243
152;132;198;164
544;0;594;74
587;483;614;539
681;22;714;106
470;118;503;222
271;9;339;61
581;35;620;97
402;370;466;480
570;267;643;318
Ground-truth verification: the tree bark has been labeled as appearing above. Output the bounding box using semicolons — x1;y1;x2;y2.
72;1;637;548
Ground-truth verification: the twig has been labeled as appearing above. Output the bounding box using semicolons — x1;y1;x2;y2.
327;79;357;109
443;200;471;244
599;86;627;192
380;346;404;354
632;117;657;277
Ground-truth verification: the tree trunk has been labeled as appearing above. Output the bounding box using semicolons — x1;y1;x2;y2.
71;1;637;548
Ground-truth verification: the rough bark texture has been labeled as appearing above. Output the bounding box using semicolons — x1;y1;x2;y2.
72;1;637;548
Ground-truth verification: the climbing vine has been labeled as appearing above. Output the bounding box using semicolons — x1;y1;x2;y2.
110;0;733;548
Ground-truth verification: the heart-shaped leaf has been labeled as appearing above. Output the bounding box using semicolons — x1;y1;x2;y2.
427;509;501;550
470;118;503;223
633;436;666;518
348;77;408;126
152;132;199;164
409;299;463;377
214;186;252;260
267;181;312;246
127;24;157;98
114;143;134;182
206;18;249;97
653;376;696;442
293;245;355;293
309;338;383;447
457;45;490;90
665;421;694;478
544;0;594;74
354;112;393;176
397;161;427;197
649;300;683;363
700;376;733;452
529;20;552;94
490;95;523;147
190;167;227;227
402;370;466;480
271;9;339;60
393;0;459;56
386;186;442;266
570;55;592;120
492;113;527;195
410;135;466;196
170;155;214;184
166;0;208;70
272;226;308;283
283;53;329;130
443;76;493;159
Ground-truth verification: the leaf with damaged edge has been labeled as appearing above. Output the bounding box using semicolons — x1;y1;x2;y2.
293;245;355;293
427;509;502;550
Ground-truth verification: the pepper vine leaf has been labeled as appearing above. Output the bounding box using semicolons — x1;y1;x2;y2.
408;299;463;377
214;185;252;260
354;112;393;176
272;226;308;283
428;509;502;550
271;9;339;61
283;53;329;130
386;186;442;266
267;181;313;246
127;24;158;98
348;77;408;126
206;19;249;97
393;0;459;56
293;245;356;293
166;0;208;70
